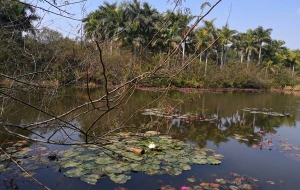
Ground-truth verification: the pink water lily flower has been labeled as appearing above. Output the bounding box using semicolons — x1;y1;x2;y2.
181;186;187;190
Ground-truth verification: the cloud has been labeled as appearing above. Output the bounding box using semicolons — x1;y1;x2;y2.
297;8;300;14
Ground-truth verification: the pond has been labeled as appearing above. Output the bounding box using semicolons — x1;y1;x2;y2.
1;89;300;190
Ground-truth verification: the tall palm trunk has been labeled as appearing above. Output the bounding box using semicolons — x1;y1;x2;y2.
247;50;252;67
204;51;210;77
258;43;262;65
133;44;136;67
182;42;185;67
168;46;171;69
215;50;219;65
240;51;244;63
199;47;202;63
220;47;223;67
220;45;226;67
224;48;227;66
110;40;113;55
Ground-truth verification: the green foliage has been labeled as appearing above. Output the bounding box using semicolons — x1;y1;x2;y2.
0;0;39;74
1;0;299;90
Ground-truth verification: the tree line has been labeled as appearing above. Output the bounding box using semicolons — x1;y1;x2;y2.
1;0;300;89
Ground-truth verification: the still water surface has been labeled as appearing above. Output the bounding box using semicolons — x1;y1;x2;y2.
1;89;300;190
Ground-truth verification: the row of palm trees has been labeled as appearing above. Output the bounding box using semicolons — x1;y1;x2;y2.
83;0;300;76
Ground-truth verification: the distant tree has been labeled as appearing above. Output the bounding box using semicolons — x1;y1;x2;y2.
254;26;272;65
198;19;217;76
244;29;258;67
217;25;237;67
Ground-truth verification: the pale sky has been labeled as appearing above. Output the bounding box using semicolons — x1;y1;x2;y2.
37;0;300;49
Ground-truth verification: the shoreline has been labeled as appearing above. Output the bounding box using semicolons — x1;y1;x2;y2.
136;86;300;93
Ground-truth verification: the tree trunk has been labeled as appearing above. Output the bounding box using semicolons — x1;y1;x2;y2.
110;40;113;55
224;47;227;66
258;43;262;65
200;53;202;62
220;47;223;67
168;46;171;69
240;53;244;63
133;44;136;67
215;50;219;65
199;47;202;63
247;50;251;67
292;65;295;76
204;51;209;77
182;42;185;67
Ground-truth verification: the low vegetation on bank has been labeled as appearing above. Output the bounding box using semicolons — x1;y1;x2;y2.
1;0;299;90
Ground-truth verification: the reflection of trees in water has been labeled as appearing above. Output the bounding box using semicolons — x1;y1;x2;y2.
2;89;298;146
167;109;296;148
0;127;32;146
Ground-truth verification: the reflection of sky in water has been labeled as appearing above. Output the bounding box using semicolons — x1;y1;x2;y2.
206;137;300;189
277;121;300;145
171;118;180;127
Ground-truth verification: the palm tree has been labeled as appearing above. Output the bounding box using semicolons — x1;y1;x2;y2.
264;40;287;65
262;39;287;74
198;19;217;76
195;28;207;63
217;25;237;67
244;29;258;67
122;0;160;63
288;50;300;76
160;11;193;67
254;26;272;65
83;2;123;45
232;32;247;63
0;0;39;35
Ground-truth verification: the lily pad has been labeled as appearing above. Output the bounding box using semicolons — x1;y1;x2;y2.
5;147;17;154
130;163;143;172
109;174;131;184
180;163;191;171
75;154;97;161
52;132;224;185
82;162;99;170
94;157;114;165
64;167;86;178
60;160;82;168
191;158;207;165
0;154;8;162
57;149;81;158
187;177;196;183
207;156;221;165
0;164;6;172
80;174;100;185
229;185;239;190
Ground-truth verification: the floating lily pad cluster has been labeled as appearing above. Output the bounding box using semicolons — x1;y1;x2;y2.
0;141;52;175
232;134;260;142
141;108;216;122
55;132;223;185
252;133;300;158
242;108;290;117
159;172;266;190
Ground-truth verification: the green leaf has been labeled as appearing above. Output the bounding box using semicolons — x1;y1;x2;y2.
60;160;82;168
109;174;131;184
80;174;100;185
64;167;86;178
